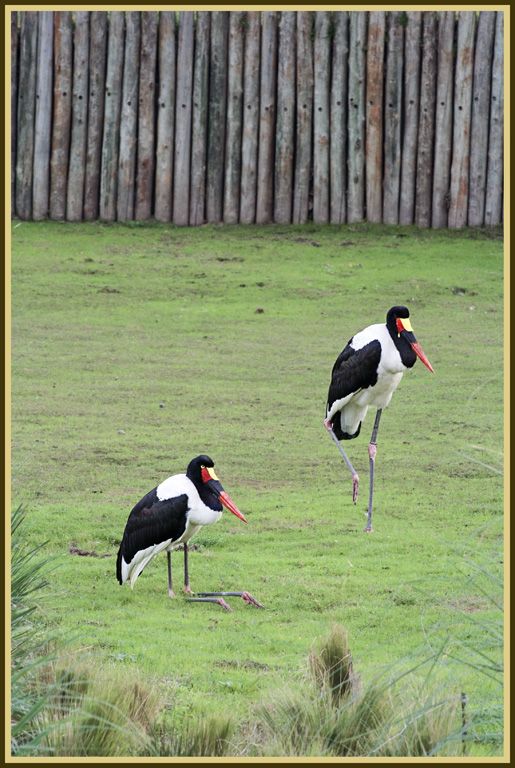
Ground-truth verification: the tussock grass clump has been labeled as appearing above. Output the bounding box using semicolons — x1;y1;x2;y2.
151;713;234;757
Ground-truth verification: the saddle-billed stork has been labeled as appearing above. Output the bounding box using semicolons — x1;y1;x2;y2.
324;306;434;532
116;455;263;611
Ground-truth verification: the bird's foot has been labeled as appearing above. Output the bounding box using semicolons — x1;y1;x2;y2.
196;591;264;609
352;473;359;504
186;596;232;612
240;591;265;608
168;589;176;598
363;525;373;533
183;585;193;595
368;442;377;460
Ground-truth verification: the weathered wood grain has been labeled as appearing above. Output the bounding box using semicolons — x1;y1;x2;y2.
49;12;72;220
274;11;296;224
399;11;421;225
484;11;504;226
415;12;437;228
347;12;367;223
117;12;140;222
256;11;278;224
66;12;89;221
135;12;158;220
313;12;330;224
33;11;53;220
84;12;107;220
172;12;194;226
99;11;125;221
16;12;38;220
330;12;348;224
293;11;313;224
207;12;229;223
448;12;476;229
155;12;176;223
468;12;496;226
240;12;261;224
11;13;19;215
365;11;385;224
189;12;210;225
431;11;455;228
223;11;244;224
383;12;403;224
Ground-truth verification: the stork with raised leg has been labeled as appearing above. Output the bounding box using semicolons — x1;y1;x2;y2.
116;455;263;611
324;306;434;532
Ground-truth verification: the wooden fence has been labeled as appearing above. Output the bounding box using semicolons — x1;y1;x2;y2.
11;10;504;227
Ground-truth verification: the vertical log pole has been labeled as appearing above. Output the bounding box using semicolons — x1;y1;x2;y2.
207;12;229;223
313;12;330;224
415;12;437;228
155;12;176;223
66;12;89;221
274;11;296;225
189;12;210;226
256;11;278;224
100;11;125;221
330;12;348;224
16;12;38;220
347;12;367;223
448;12;475;229
399;11;421;225
33;11;53;220
173;12;194;226
117;12;140;222
50;11;72;221
293;12;313;224
135;11;158;220
11;13;19;215
240;12;261;224
365;11;385;224
485;12;503;226
431;11;455;228
468;12;496;226
84;12;107;221
383;12;403;224
223;11;244;224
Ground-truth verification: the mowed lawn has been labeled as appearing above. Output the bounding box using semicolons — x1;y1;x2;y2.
10;222;504;750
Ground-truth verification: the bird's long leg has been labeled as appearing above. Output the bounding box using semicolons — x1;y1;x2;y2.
183;543;192;595
324;418;360;503
167;551;175;598
195;591;264;608
365;409;382;533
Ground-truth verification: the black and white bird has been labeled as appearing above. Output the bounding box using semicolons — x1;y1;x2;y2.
116;455;263;611
324;306;434;532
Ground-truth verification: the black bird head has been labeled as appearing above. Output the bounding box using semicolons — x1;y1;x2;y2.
186;455;247;523
386;306;434;372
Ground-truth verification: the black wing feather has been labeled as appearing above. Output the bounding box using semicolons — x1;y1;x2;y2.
327;340;382;412
116;490;189;583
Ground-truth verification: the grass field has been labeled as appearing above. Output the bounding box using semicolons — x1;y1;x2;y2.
10;221;504;755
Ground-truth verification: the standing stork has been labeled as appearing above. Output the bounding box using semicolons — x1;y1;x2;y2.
324;306;434;532
116;455;263;611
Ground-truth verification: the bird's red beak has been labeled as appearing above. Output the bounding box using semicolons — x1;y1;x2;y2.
219;491;248;524
410;342;434;373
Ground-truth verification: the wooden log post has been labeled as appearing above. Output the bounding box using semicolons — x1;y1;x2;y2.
206;12;229;223
274;11;296;224
383;12;403;225
100;11;125;221
117;12;140;222
11;13;18;216
240;12;261;224
365;11;385;224
399;11;421;225
189;12;210;225
49;12;72;221
485;11;504;226
431;11;455;228
155;12;176;223
293;11;313;224
313;12;330;224
173;12;194;226
84;12;107;220
135;11;158;221
468;12;496;226
33;11;53;220
415;12;437;228
347;12;367;223
256;11;278;224
448;12;476;229
223;11;244;224
330;11;349;224
16;12;38;220
66;12;89;221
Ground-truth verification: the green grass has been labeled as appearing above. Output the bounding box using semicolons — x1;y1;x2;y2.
10;221;504;755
